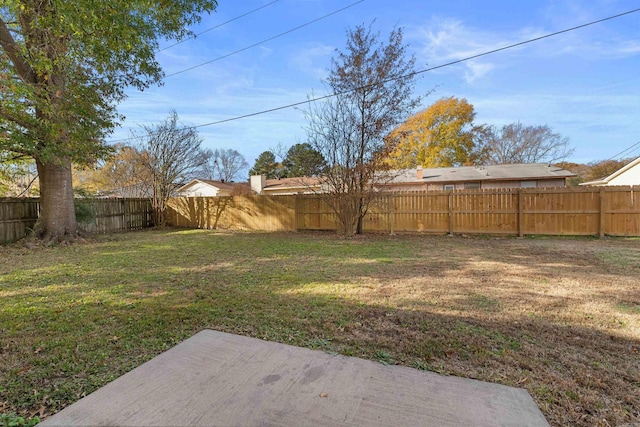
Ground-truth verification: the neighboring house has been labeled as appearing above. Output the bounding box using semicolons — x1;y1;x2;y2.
580;156;640;186
176;179;250;197
387;163;576;191
251;164;575;194
98;182;152;198
250;175;322;195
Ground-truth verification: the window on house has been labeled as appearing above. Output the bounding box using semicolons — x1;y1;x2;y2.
444;185;455;191
520;181;537;188
464;182;481;190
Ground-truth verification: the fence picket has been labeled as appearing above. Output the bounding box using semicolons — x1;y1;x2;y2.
3;186;640;243
0;198;153;243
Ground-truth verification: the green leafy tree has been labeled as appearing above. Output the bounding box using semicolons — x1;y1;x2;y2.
249;151;281;179
282;143;326;177
0;0;217;242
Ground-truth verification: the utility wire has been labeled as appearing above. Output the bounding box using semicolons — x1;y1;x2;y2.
186;7;640;128
607;141;640;161
109;7;640;143
157;1;280;53
165;0;365;78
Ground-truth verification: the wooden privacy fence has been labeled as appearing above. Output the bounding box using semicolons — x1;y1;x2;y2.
79;198;154;234
297;186;640;237
4;187;639;242
167;196;297;231
0;198;154;243
168;186;640;237
0;198;39;243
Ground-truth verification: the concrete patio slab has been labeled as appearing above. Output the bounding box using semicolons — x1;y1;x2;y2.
41;330;548;426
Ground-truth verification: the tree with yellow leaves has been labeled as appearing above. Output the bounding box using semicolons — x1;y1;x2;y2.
386;97;486;168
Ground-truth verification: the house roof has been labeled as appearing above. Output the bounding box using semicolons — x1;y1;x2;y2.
177;179;249;193
98;182;151;198
390;163;576;185
580;156;640;186
263;176;322;191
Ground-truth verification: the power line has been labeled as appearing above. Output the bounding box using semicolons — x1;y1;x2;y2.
410;8;640;76
157;1;280;53
109;7;640;143
185;8;640;127
165;0;365;78
607;141;640;161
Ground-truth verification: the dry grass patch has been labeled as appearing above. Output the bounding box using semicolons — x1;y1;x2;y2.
0;230;638;426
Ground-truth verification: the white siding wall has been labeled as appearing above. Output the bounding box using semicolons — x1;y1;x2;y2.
180;182;220;197
609;163;640;186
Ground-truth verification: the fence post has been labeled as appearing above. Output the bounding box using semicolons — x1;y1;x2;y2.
299;195;304;231
121;199;126;231
448;191;454;235
518;189;524;237
389;194;395;235
599;187;606;238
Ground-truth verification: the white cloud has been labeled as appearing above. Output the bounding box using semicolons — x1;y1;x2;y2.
563;39;640;59
463;61;495;84
408;18;513;85
408;13;640;86
289;43;334;80
112;78;313;163
259;46;274;59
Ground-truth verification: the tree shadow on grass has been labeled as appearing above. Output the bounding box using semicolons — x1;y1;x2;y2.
1;230;639;426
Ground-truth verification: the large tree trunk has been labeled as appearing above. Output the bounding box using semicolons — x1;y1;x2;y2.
36;158;79;243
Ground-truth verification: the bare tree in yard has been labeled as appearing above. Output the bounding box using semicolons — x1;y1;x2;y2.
76;144;152;197
0;0;217;243
135;111;207;226
201;148;249;182
482;122;573;165
305;24;422;235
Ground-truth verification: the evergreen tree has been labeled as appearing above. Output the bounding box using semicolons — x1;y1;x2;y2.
282;143;326;177
249;151;281;179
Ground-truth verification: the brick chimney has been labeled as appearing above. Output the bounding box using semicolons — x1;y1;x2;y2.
416;166;423;180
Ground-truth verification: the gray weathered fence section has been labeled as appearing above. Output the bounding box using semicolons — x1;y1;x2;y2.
0;198;154;243
0;198;39;243
81;198;154;234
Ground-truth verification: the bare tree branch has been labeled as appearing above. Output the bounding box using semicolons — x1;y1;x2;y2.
483;123;573;165
305;24;423;235
134;110;207;225
201;148;248;182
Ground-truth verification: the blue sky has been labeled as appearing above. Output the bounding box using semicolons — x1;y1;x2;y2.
109;0;640;169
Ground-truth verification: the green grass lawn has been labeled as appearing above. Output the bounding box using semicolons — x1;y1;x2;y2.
1;229;639;426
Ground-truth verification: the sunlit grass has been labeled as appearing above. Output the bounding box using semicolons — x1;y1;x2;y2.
0;230;638;426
